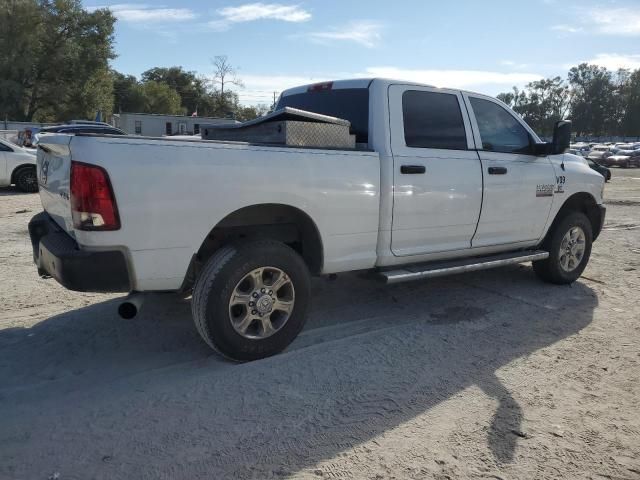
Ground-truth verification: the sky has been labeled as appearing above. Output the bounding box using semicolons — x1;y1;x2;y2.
84;0;640;106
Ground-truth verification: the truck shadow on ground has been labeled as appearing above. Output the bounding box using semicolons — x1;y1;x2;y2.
0;265;597;478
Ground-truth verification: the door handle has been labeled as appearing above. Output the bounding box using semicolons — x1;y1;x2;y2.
401;165;426;174
488;166;508;175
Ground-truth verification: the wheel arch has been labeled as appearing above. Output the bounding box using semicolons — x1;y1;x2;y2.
544;192;603;244
183;203;324;291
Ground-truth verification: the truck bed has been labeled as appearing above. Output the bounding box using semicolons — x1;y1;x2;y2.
36;133;381;291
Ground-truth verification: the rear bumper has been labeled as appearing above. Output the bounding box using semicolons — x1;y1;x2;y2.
28;212;131;293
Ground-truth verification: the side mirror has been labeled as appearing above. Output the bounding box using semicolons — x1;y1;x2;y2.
552;120;571;154
533;142;552;156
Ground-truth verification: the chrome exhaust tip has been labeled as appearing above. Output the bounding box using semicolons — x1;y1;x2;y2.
118;293;144;319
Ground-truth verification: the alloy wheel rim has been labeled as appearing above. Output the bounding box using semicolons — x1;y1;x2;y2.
559;226;586;272
21;171;36;188
228;266;295;340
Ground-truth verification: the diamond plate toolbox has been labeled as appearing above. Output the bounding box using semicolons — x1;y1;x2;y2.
200;107;356;149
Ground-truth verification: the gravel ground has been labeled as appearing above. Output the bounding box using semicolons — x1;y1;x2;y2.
0;170;639;480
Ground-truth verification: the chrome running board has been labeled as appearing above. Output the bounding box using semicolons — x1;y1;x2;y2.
380;250;549;284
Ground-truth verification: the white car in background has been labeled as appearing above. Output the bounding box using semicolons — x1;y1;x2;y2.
587;145;611;161
602;149;640;168
0;138;38;192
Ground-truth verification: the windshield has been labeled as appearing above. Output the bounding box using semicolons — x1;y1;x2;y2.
276;88;369;143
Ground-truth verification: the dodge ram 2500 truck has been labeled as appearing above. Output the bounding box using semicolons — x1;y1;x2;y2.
29;78;606;361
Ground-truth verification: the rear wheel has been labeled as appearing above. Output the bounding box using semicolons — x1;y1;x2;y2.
192;240;311;361
533;212;593;284
15;167;38;193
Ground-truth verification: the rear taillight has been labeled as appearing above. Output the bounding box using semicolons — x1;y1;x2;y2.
70;161;120;231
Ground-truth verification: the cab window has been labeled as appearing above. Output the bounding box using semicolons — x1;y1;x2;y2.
402;90;467;150
470;97;531;154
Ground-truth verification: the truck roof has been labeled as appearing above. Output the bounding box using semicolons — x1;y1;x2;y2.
279;77;507;101
281;78;439;97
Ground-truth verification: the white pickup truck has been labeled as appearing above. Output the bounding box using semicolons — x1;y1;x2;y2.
30;78;606;361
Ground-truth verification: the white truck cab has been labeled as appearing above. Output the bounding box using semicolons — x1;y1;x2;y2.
30;78;605;361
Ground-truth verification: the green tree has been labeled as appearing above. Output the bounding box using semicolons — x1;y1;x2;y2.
235;104;270;122
112;71;146;113
141;66;209;116
620;69;640;136
497;86;527;110
0;0;116;121
140;81;184;115
498;79;571;136
568;63;617;136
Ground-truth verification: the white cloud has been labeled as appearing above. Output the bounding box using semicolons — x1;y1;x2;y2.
209;3;310;30
306;21;382;48
586;7;640;36
217;3;311;23
89;4;197;23
500;60;531;69
550;24;583;34
581;53;640;70
552;7;640;36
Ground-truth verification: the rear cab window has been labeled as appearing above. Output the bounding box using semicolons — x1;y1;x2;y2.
276;85;369;144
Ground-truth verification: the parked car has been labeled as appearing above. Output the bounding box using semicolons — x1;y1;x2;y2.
30;78;606;361
569;148;587;158
601;149;640;168
586;158;611;180
587;145;611;161
34;124;125;145
0;138;38;192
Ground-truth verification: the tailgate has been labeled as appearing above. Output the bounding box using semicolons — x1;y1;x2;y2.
37;135;74;235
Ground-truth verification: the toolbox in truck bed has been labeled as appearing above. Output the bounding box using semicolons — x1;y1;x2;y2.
199;107;356;149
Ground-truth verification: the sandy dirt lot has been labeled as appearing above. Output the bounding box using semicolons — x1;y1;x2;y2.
1;170;639;480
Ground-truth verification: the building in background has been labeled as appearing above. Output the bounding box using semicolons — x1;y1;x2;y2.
112;113;235;137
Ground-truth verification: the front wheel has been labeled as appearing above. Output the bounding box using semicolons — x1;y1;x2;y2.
533;212;593;284
15;167;38;193
192;240;311;361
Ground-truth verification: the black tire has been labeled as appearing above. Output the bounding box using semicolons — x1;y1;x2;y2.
192;240;311;361
15;167;38;193
533;211;593;285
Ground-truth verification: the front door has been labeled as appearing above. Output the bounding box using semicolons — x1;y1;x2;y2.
389;85;483;256
464;94;556;247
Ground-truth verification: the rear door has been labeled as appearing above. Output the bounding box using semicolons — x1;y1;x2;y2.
464;94;556;247
389;85;482;256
